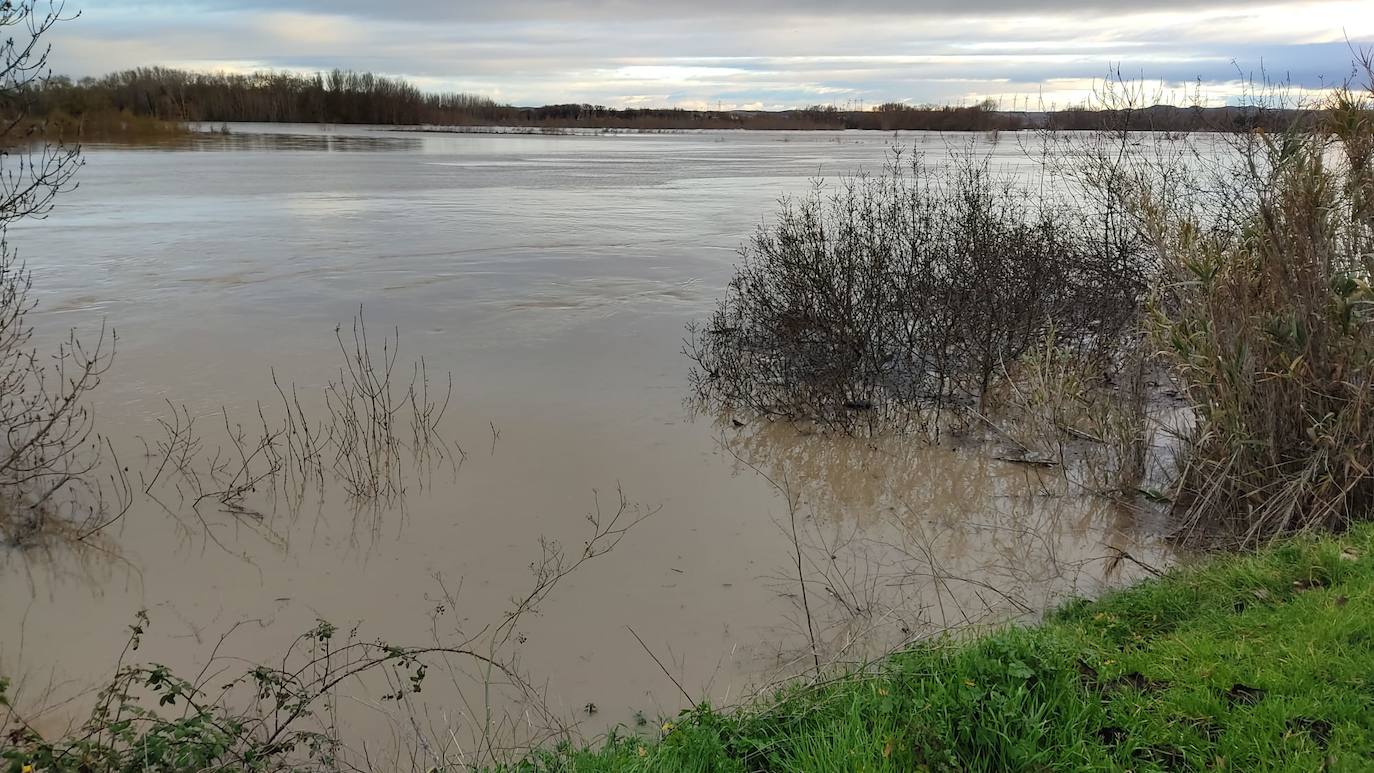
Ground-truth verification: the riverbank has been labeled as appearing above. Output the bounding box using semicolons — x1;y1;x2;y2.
0;109;186;144
524;525;1374;771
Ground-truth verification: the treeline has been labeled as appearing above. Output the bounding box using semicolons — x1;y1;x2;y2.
34;67;507;126
25;66;1309;133
843;101;1308;132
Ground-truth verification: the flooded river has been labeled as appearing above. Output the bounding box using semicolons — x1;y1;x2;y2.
0;124;1171;754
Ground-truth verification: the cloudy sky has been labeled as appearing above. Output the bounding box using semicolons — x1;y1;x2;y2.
50;0;1373;109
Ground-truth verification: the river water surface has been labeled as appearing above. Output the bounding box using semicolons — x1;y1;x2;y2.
0;124;1171;755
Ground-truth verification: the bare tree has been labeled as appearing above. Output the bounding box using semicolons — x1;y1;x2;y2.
0;1;127;549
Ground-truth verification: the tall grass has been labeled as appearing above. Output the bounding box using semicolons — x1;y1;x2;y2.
1140;60;1374;545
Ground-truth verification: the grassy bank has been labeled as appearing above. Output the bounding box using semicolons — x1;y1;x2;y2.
520;526;1374;772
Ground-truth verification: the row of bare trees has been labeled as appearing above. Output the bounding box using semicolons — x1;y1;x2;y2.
35;67;506;126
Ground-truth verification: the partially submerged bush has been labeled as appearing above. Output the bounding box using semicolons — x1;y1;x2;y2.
691;61;1374;545
1142;61;1374;544
687;150;1146;432
0;246;122;547
0;2;120;549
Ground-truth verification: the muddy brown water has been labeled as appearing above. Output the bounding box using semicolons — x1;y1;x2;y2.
0;124;1172;756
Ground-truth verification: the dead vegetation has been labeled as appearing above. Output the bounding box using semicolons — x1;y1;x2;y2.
0;0;131;551
692;55;1374;548
0;257;127;548
685;148;1146;436
1132;57;1374;545
135;309;457;550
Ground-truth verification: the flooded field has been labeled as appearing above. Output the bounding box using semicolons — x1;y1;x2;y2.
0;125;1171;752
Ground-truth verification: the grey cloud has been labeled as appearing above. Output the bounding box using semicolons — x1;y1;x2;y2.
52;1;1365;107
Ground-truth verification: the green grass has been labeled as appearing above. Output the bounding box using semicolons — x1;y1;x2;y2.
516;526;1374;772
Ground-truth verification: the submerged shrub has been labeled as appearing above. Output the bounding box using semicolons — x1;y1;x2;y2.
687;149;1146;432
1143;62;1374;544
0;2;117;549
